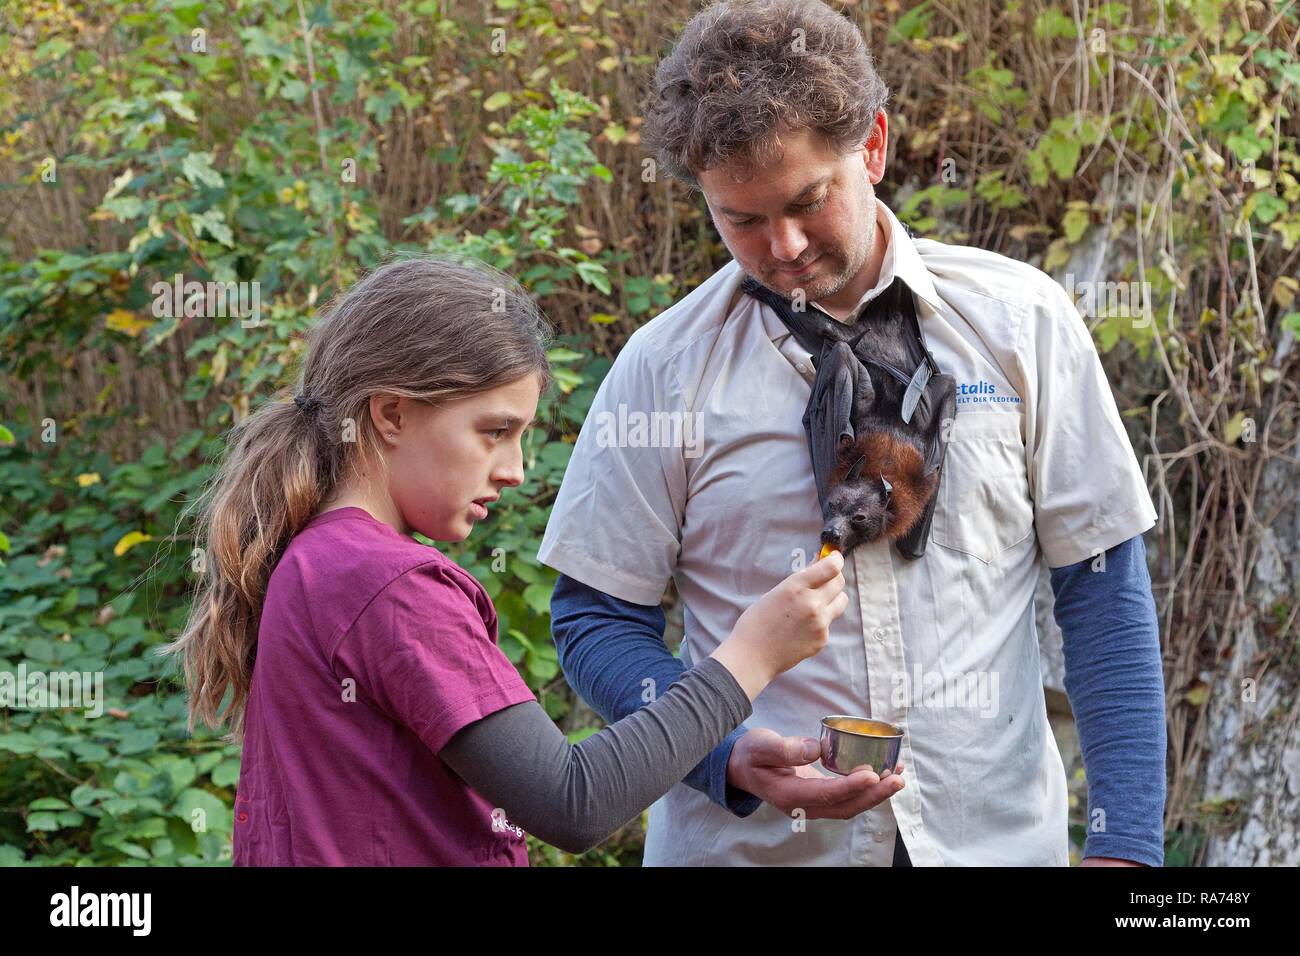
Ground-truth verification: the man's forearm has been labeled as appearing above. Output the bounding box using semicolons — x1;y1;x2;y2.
549;572;762;816
1049;533;1167;866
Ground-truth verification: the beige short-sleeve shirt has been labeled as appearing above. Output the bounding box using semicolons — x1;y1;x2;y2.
537;199;1158;866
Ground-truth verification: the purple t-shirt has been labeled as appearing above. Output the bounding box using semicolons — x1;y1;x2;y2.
233;506;536;866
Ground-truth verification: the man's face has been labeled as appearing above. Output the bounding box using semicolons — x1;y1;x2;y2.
697;118;888;309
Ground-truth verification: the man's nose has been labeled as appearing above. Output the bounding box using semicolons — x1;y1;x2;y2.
769;218;809;263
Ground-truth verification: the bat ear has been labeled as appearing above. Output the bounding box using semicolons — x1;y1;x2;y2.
846;454;866;482
855;361;875;415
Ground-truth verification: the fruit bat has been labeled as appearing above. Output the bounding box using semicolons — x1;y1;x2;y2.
741;275;957;562
809;332;955;561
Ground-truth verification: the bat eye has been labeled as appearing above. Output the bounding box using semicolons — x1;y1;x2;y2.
851;513;869;526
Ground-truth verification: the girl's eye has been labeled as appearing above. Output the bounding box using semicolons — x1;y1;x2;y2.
733;196;828;229
489;428;509;440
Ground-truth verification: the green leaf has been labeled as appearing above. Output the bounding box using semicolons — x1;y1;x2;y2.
110;840;151;860
551;367;583;394
101;195;145;221
364;87;402;124
483;91;513;112
1249;192;1287;224
889;0;934;42
1063;206;1091;243
181;151;225;189
0;846;24;866
28;797;72;811
36;38;72;61
1269;218;1300;250
526;644;559;683
26;812;60;832
1225;131;1267;164
163;757;199;794
1224;411;1247;444
53;587;79;616
191;208;234;248
173;788;232;834
0;734;38;755
156;90;197;123
117;729;160;755
1034;9;1077;40
70;740;111;763
280;78;308;103
522;582;552;616
574;260;611;295
23;637;55;663
193;751;224;775
212;759;241;787
1044;133;1082;180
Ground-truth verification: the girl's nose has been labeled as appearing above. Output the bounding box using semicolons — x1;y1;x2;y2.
494;454;526;487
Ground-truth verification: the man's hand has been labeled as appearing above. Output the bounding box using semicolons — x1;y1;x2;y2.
1079;856;1146;867
727;727;904;819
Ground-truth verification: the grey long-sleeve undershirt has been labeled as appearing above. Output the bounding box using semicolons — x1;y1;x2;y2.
439;656;751;855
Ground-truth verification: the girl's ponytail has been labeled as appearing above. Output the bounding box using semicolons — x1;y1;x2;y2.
162;253;553;741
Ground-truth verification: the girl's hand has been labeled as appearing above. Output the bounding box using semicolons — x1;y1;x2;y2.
710;551;847;701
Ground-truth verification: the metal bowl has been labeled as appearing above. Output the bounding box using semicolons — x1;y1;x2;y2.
820;715;903;776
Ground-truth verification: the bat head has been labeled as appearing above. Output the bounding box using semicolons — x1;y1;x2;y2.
819;427;939;557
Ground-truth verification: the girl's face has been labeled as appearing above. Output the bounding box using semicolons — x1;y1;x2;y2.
378;374;542;542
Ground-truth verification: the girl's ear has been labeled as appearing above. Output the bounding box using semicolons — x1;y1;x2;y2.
369;392;404;440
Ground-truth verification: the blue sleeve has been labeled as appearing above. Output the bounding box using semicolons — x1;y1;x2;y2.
549;572;762;817
1049;533;1167;866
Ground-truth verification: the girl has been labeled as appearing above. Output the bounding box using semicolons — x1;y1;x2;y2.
164;254;847;866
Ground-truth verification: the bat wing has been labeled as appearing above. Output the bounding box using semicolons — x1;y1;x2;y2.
803;341;874;517
894;371;957;559
910;371;957;473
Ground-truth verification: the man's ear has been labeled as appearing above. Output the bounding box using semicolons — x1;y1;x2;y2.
862;110;889;184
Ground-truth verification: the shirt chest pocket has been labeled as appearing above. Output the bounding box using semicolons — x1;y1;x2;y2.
931;411;1035;563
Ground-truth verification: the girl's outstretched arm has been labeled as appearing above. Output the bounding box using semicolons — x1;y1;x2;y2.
439;655;751;855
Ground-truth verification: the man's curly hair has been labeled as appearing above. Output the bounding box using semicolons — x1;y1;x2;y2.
641;0;891;191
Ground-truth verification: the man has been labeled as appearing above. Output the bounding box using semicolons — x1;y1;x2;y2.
538;0;1165;866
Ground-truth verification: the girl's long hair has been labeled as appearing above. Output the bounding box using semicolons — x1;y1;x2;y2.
161;254;554;742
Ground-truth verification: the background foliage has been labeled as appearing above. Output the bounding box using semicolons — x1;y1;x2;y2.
1;0;1296;866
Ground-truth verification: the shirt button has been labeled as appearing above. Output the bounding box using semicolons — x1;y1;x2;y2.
874;627;887;642
873;830;889;843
